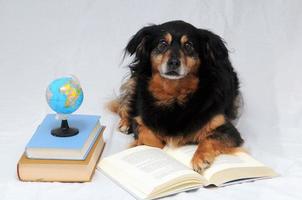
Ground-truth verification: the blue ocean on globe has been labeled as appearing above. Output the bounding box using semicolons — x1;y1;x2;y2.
46;77;84;114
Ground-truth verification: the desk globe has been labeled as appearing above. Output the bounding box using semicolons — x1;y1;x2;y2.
46;76;84;137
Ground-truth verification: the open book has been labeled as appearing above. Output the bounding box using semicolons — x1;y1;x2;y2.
97;145;277;200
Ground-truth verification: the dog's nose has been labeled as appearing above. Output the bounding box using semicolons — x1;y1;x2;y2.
167;58;180;70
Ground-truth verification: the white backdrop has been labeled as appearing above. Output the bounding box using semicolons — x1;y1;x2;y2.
0;0;302;199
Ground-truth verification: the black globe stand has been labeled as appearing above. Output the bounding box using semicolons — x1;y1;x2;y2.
51;119;79;137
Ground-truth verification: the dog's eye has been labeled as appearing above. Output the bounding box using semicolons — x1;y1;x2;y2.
157;40;168;52
183;42;194;54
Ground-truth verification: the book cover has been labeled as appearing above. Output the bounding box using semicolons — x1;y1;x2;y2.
25;114;101;160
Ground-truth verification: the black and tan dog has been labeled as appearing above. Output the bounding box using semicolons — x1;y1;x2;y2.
109;20;244;172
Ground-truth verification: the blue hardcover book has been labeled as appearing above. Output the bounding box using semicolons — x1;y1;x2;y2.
25;114;102;160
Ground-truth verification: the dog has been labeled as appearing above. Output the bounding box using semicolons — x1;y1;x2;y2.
109;20;244;173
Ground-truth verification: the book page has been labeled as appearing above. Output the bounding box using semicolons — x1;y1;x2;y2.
98;145;201;196
164;145;273;183
164;145;198;168
203;152;266;180
120;147;193;181
164;145;264;171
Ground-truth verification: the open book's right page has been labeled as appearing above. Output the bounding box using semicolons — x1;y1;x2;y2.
164;145;278;186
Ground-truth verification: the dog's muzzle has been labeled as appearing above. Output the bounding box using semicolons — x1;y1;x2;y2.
160;58;188;79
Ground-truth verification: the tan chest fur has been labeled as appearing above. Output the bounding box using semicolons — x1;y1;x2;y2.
148;73;199;106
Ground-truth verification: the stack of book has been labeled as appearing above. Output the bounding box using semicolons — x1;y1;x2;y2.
17;114;105;182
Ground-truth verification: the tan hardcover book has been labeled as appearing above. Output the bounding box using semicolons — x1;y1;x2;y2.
17;127;105;182
98;145;277;200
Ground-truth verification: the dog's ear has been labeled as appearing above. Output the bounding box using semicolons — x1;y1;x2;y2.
125;25;157;57
198;29;229;63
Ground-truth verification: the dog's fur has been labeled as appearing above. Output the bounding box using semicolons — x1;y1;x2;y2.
109;20;244;172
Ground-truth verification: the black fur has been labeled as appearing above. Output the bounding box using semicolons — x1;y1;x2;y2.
209;122;244;147
125;21;243;144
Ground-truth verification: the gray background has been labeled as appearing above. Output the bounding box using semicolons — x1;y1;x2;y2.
0;0;301;199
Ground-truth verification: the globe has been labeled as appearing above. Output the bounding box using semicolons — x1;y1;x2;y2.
46;76;84;115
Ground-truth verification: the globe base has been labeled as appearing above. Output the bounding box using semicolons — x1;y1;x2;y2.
51;119;79;137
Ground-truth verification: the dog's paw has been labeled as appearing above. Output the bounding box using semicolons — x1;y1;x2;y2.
191;153;214;173
129;140;138;148
118;119;130;134
119;124;129;133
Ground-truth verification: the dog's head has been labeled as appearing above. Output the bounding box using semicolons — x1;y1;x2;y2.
126;20;229;80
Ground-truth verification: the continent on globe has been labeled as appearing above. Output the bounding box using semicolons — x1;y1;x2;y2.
59;79;82;108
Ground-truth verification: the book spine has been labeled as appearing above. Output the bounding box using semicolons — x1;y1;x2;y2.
16;163;22;181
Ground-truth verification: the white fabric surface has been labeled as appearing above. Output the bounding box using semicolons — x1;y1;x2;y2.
0;0;302;199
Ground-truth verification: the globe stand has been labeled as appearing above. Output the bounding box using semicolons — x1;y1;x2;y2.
51;119;79;137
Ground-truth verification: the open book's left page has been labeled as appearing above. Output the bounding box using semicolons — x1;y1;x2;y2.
98;145;203;199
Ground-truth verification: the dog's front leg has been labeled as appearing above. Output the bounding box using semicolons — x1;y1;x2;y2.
191;122;244;173
130;117;165;148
